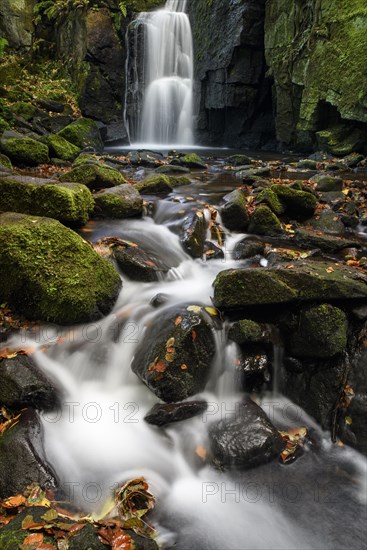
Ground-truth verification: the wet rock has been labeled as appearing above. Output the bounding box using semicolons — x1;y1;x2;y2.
36;98;65;113
181;210;207;258
59;163;126;190
255;187;285;215
226;154;253;166
128;150;164;168
236;353;270;392
156;164;190;175
233;238;265;260
58;118;103;151
0;136;49;166
132;304;217;402
112;240;169;282
94;184;143;219
213;260;367;311
229;320;272;346
150;293;170;308
248;205;283;236
0;175;94;227
209;399;285;469
289;304;348;358
0;213;121;324
312;174;343;192
0;354;59;411
309;209;345;235
343;153;364;168
294;228;360;253
171;153;206;170
45;133;81;161
343;394;367;455
0;409;58;499
204;241;224;260
0;153;12;170
135;175;173;196
271;184;317;220
145;400;208;427
220;189;250;231
297;159;317;170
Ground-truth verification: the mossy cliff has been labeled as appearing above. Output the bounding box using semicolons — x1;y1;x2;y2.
265;0;367;152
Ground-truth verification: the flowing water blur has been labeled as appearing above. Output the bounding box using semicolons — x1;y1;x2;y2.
9;205;367;549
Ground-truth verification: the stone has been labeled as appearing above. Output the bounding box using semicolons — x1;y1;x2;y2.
236;353;270;392
271;184;317;220
309;209;345;235
171;153;206;169
255;187;285;215
135;175;173;196
46;134;81;161
204;241;224;260
220;189;250;231
181;210;207;258
248;205;283;236
112;240;169;282
0;153;12;170
58;118;103;151
156;164;190;175
297;159;317;170
144;401;208;427
94;184;143;219
311;174;343;192
1;136;49;166
0;213;121;324
132;304;217;403
233;238;265;260
213;260;367;311
289;304;348;358
0;354;59;411
294;228;360;253
226;154;253;166
59;163;126;190
0;175;94;227
0;409;58;499
209;399;285;468
228;320;272;346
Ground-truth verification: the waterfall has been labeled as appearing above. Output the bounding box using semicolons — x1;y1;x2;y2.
126;0;194;145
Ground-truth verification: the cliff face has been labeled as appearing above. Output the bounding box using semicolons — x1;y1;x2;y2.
0;0;36;51
189;0;275;148
265;0;367;153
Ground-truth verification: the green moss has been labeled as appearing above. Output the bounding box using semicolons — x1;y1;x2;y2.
315;126;366;157
226;154;253;166
312;174;343;192
73;154;101;167
0;153;12;170
94;185;143;219
271;184;317;220
289;304;348;358
12;101;37;121
228;320;271;345
0;213;121;324
0;116;10;132
0;176;94;227
178;153;206;169
248;205;283;236
255;188;285;215
46;134;81;161
58;118;103;150
168;175;191;187
59;164;126;190
135;174;173;195
1;137;49;166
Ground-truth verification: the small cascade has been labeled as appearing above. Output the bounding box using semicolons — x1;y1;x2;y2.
126;0;194;145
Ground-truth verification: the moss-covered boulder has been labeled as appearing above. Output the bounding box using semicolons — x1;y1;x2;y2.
171;153;207;169
213;260;367;311
228;320;272;346
226;154;253;166
132;304;217;402
272;184;317;220
0;153;12;170
248;205;283;236
316;126;366;157
94;184;143;219
289;304;348;358
255;188;285;215
294;228;360;253
12;101;39;121
0;116;10;133
0;176;94;227
58;118;103;151
0;213;121;324
220;189;250;231
312;174;343;192
181;210;207;258
1;137;49;166
135;174;173;196
59;164;126;190
46;134;81;161
156;164;190;175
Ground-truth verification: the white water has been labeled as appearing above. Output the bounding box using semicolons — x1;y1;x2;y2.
8;212;367;549
133;0;194;145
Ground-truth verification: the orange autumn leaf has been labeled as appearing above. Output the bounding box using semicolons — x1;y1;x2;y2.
2;494;26;508
195;445;207;460
191;330;197;342
175;316;182;326
23;533;44;545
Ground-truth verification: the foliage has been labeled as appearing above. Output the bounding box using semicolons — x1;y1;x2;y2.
34;0;90;24
0;37;8;60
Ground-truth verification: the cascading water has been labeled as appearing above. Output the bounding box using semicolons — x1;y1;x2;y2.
126;0;194;146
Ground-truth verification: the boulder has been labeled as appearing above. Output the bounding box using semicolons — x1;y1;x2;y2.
128;150;164;168
0;175;94;227
58;118;103;151
46;134;81;161
248;205;284;236
271;184;317;220
135;175;173;196
312;174;343;192
255;187;285;215
94;184;143;219
171;153;206;170
0;153;12;170
0;354;59;410
155;164;190;175
233;238;265;260
0;409;58;499
236;353;270;392
209;399;284;468
213;260;367;311
309;209;345;235
289;304;348;358
59;163;126;190
226;154;253;166
294;228;360;253
1;136;49;166
144;401;208;427
229;320;272;346
112;240;169;282
181;210;207;258
0;213;121;324
132;304;217;402
220;189;250;231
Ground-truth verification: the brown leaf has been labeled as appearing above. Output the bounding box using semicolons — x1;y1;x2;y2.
2;494;26;508
174;316;182;327
22;533;44;545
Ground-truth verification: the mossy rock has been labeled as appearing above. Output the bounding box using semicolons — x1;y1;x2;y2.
0;153;12;170
289;304;348;358
312;174;343;192
94;184;143;219
0;116;10;133
59;164;126;190
255;188;285;215
228;320;272;345
0;213;121;324
297;159;318;170
156;164;190;175
248;205;283;236
12;102;38;121
73;154;101;167
58;118;103;151
46;134;81;161
271;184;317;220
181;210;207;258
0;176;94;227
226;154;253;166
135;174;173;196
316;126;366;157
168;175;192;187
171;153;207;169
213;260;367;311
1;137;49;166
220;189;250;231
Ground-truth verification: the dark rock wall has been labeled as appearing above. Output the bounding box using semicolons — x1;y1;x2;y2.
189;0;274;148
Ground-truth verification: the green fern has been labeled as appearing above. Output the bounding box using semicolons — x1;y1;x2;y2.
119;1;127;17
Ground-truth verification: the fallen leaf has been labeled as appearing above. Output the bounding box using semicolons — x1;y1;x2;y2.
175;316;182;327
2;494;26;508
187;305;201;313
195;445;207;460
